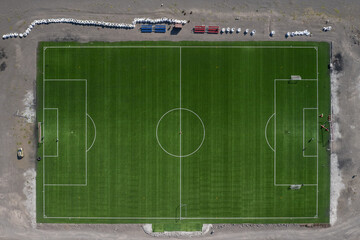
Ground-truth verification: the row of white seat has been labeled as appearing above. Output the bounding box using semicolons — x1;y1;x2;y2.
2;17;186;39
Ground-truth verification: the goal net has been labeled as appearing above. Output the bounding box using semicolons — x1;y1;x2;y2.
291;75;302;80
289;184;303;190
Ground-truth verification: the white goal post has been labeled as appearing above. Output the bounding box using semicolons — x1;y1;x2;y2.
291;75;302;80
289;184;303;190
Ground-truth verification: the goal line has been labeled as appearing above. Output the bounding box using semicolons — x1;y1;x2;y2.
42;45;320;220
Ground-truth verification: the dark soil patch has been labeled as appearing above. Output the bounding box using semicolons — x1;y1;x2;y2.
53;33;79;42
0;62;6;71
338;158;353;170
350;28;360;45
333;53;343;72
0;48;7;60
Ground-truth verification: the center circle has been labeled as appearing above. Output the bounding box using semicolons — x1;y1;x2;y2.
156;108;205;158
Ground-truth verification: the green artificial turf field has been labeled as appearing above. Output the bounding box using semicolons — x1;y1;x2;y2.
36;41;330;224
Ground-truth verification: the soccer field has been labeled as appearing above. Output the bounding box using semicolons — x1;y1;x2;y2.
36;41;330;224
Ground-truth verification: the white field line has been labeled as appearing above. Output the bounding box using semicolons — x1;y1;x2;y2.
274;78;276;186
303;108;318;157
45;216;179;219
86;113;97;152
275;184;318;186
265;113;275;152
86;80;88;186
43;108;58;157
316;47;319;217
43;216;317;219
275;79;317;81
273;46;319;217
271;80;320;184
182;216;318;219
43;45;321;220
179;47;182;220
42;48;45;217
43;80;87;192
330;105;334;142
274;80;318;187
45;79;87;81
45;46;318;49
45;184;86;186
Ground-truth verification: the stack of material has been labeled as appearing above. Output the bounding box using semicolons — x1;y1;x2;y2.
322;26;332;32
133;17;187;25
154;25;166;33
2;17;187;40
141;25;152;33
207;26;219;34
174;23;183;29
193;26;206;33
286;30;311;37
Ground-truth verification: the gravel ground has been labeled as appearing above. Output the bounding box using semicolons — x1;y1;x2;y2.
1;0;360;239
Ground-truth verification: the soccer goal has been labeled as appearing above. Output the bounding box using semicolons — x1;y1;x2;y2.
291;75;302;80
288;75;302;84
289;184;303;190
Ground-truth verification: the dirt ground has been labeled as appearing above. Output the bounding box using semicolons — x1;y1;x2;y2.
1;0;360;239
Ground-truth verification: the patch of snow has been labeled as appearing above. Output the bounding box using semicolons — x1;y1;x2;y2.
142;224;213;237
330;72;342;142
331;72;340;116
329;70;345;226
21;91;35;123
202;224;212;234
330;154;345;226
142;224;152;234
23;169;36;228
332;122;342;140
357;75;360;99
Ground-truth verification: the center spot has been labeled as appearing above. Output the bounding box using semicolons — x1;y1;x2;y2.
156;108;205;158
